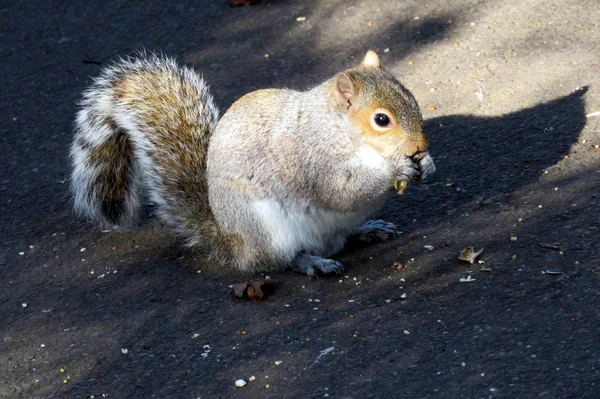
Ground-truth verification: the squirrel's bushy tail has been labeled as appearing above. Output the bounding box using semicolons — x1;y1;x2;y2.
70;53;221;248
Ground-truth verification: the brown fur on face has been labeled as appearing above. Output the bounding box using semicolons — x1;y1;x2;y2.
338;58;428;157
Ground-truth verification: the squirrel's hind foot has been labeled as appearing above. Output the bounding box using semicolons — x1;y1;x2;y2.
291;254;344;277
352;219;398;243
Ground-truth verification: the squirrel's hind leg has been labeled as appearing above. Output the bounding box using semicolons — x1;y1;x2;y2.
351;220;399;243
290;254;344;277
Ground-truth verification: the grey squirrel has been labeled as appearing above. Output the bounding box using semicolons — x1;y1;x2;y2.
70;50;435;276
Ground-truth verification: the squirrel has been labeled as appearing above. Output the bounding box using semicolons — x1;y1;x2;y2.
70;50;435;276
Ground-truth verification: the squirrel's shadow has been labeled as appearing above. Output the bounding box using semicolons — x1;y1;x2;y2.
378;86;589;225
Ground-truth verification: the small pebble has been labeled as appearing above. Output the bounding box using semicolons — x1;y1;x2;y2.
121;348;128;354
274;360;283;365
510;236;517;241
296;16;306;21
249;376;256;382
235;379;247;388
403;330;410;335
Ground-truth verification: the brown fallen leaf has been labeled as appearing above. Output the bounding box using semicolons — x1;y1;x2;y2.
458;247;484;264
233;278;278;299
393;262;404;269
228;0;261;6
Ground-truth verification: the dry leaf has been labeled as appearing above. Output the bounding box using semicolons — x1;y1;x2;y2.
233;278;278;299
228;0;261;6
458;247;484;264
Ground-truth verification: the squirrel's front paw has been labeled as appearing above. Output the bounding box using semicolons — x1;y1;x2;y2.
395;151;435;183
395;165;422;183
354;219;398;242
413;151;436;180
291;254;344;276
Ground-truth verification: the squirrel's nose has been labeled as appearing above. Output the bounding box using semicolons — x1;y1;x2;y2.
405;134;429;156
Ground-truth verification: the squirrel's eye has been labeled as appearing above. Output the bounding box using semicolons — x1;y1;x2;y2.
374;113;390;127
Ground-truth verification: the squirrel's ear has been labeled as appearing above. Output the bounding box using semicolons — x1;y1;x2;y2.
361;50;380;68
336;73;355;110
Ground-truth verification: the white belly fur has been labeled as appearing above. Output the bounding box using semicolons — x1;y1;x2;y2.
252;199;365;262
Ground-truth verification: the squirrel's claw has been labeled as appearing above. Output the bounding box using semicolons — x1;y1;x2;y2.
415;152;436;180
354;220;399;242
396;166;421;183
291;254;344;276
